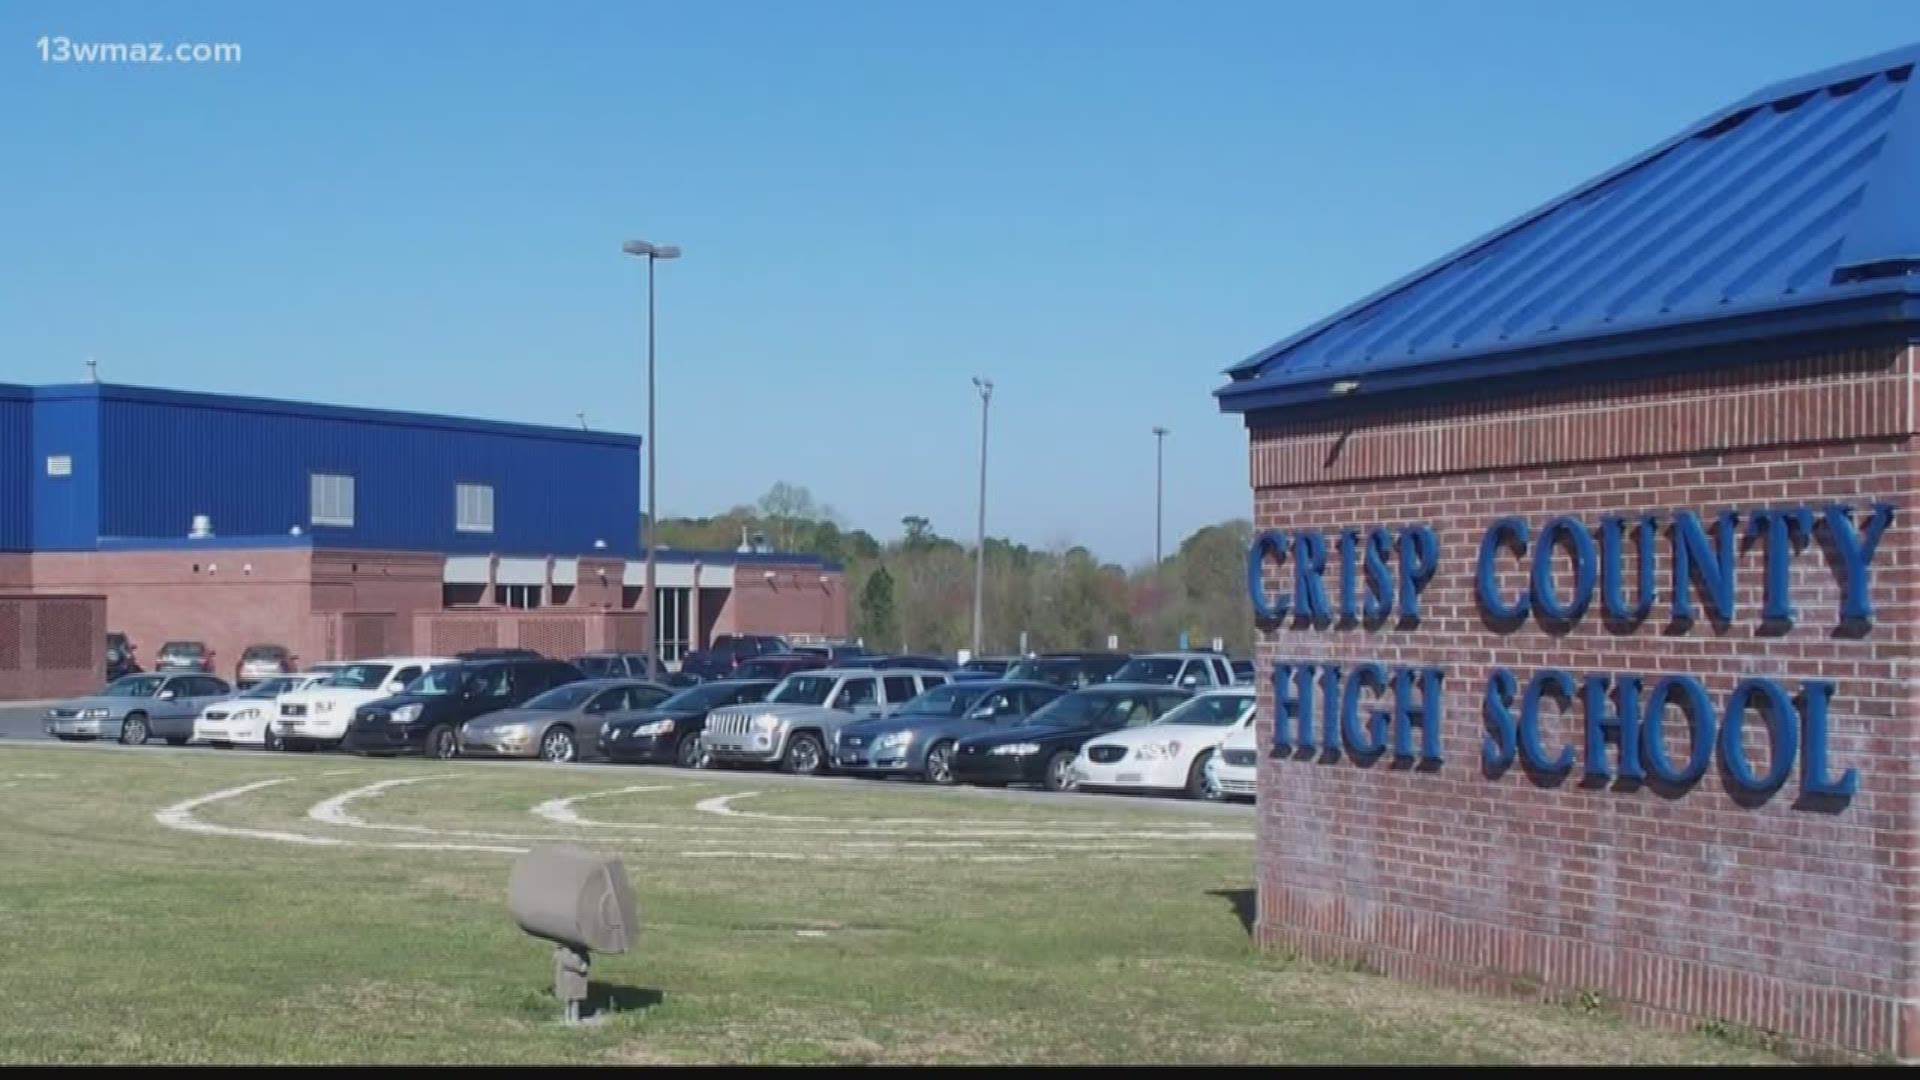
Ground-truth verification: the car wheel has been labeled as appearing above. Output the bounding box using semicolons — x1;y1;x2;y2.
539;727;577;764
426;724;458;760
263;726;284;752
1187;750;1220;801
1044;750;1077;793
673;734;703;770
119;713;150;746
780;732;826;776
923;741;957;785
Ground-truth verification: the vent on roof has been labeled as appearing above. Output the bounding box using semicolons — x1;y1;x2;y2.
1698;106;1758;140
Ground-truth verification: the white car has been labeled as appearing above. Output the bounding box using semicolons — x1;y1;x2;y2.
1069;687;1255;799
1109;651;1238;692
1208;720;1259;801
270;656;452;751
194;672;337;749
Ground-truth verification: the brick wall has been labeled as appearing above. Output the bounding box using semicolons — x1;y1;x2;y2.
29;549;321;682
722;569;848;641
1246;344;1920;1058
0;593;106;699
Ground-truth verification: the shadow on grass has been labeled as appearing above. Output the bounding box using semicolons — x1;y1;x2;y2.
1210;888;1256;938
589;982;664;1016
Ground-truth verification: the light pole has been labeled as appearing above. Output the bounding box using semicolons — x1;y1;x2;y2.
971;376;994;659
1152;426;1168;570
623;239;681;681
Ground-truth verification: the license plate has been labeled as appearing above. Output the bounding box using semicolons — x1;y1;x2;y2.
1117;772;1143;783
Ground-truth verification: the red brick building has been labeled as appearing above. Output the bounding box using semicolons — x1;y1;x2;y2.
0;383;846;698
1216;46;1920;1058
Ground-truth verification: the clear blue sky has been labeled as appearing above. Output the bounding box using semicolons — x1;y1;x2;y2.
2;2;1914;565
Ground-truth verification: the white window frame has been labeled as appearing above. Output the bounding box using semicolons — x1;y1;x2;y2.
455;482;495;534
310;472;355;528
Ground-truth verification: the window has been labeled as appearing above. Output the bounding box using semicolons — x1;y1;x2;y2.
882;675;920;704
392;666;423;688
834;678;878;710
495;584;542;609
456;483;494;534
655;587;690;665
630;685;671;710
310;472;355;527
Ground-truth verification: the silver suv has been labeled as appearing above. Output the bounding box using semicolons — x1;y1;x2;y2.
700;667;949;775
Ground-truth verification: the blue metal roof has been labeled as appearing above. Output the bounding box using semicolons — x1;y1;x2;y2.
33;383;640;449
1218;43;1920;415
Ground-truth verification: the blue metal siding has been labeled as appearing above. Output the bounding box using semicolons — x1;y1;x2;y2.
80;390;638;557
28;393;98;551
0;386;30;551
1219;49;1920;412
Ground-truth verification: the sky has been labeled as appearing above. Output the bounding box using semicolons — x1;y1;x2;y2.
2;2;1915;566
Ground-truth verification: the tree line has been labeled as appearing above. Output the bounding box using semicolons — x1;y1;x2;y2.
651;481;1253;657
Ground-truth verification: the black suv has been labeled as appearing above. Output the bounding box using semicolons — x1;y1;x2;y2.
679;634;790;680
343;656;584;759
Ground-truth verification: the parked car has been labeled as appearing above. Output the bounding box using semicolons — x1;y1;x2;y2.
155;640;215;673
1069;687;1257;799
792;642;870;663
1110;651;1237;691
571;652;656;679
950;684;1193;792
661;670;706;688
950;656;1016;682
832;679;1067;783
43;672;233;746
679;634;790;680
105;632;140;681
271;656;454;751
840;654;957;671
1003;652;1132;689
1231;658;1255;685
456;647;545;660
235;643;295;688
598;678;779;767
1207;721;1259;802
194;671;336;750
733;652;829;680
343;655;585;758
459;678;673;762
700;667;951;775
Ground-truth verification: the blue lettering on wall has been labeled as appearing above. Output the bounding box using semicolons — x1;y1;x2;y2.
1245;500;1885;808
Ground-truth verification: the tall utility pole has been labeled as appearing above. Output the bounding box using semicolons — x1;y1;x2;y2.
622;239;682;680
971;376;994;659
1152;426;1169;569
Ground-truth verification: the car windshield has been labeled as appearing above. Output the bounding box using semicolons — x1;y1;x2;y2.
325;663;394;690
768;675;835;706
242;677;303;698
1113;658;1183;684
658;682;745;711
522;684;599;712
242;646;285;660
160;643;205;657
896;684;990;718
405;667;469;696
1154;694;1254;727
1005;659;1072;684
1015;691;1112;728
102;675;166;698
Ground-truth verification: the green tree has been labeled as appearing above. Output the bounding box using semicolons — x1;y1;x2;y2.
858;565;898;649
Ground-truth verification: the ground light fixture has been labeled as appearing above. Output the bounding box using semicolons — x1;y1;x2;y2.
506;845;640;1025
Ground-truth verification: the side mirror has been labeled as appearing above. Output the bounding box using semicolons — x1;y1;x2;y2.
157;689;176;700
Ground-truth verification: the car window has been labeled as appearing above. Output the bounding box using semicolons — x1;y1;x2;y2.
1116;697;1162;728
471;665;513;698
922;674;948;690
392;665;423;687
629;685;671;710
1020;687;1059;713
972;690;1015;717
193;677;227;697
834;677;878;710
882;675;919;703
1212;658;1233;685
574;656;615;679
581;687;625;713
733;682;772;704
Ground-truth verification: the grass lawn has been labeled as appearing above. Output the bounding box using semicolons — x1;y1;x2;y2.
0;744;1784;1065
